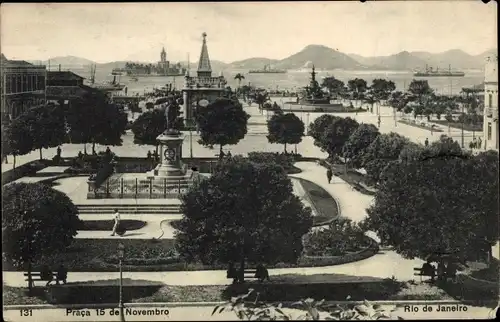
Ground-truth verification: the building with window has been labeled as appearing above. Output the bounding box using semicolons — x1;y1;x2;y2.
483;55;498;150
182;33;227;125
0;54;46;120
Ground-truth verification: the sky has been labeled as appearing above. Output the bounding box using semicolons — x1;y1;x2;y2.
1;1;497;64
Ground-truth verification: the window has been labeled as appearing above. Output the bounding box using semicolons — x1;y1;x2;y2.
489;94;493;108
488;122;492;140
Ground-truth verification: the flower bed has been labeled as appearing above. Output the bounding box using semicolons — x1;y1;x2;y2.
79;220;147;231
247;152;302;174
297;178;339;226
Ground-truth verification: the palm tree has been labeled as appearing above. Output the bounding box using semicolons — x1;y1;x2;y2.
234;73;245;89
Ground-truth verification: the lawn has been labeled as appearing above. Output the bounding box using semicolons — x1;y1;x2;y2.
2;239;178;272
4;278;457;306
297;178;339;226
327;162;376;196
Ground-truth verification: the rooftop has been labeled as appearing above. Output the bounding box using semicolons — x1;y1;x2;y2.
47;71;85;81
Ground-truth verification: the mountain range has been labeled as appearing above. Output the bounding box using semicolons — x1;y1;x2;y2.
27;45;497;73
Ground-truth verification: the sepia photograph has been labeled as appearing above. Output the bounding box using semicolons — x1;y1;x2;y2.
1;1;498;321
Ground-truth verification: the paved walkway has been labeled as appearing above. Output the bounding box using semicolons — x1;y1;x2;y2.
2;161;423;288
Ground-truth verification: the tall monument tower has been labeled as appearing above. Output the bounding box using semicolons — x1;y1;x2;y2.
182;32;227;126
483;54;498;150
197;32;212;78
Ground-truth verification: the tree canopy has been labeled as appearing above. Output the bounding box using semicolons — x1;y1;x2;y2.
342;123;380;169
362;132;411;183
26;103;67;160
321;117;360;159
176;157;313;274
2;183;82;268
196;98;250;154
267;113;305;153
66;92;127;151
321;76;345;98
364;138;498;261
131;109;167;146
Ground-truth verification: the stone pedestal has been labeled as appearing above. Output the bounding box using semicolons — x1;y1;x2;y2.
154;130;186;177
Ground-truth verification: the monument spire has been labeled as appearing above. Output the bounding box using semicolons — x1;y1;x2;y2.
197;32;212;77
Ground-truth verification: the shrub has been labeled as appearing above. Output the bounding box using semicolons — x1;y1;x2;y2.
247;152;299;173
304;218;367;256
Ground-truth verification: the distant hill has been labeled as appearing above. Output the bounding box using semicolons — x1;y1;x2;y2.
349;48;497;71
348;51;427;70
26;47;498;74
28;55;96;68
475;48;498;65
410;49;480;70
275;45;364;70
229;57;279;69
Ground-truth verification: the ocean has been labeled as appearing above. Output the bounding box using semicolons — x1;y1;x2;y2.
80;67;484;97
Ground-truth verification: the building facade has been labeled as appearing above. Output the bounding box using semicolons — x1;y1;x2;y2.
0;54;46;120
483;55;498;150
182;33;227;125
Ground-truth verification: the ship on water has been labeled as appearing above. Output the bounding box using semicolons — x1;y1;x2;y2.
414;64;465;77
87;64;125;91
249;64;287;74
112;47;186;78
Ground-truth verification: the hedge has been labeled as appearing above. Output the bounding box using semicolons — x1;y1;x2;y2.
78;220;146;231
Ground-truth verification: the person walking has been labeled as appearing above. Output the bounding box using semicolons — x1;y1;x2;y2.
111;208;121;236
425;138;429;147
326;168;333;184
478;137;482;150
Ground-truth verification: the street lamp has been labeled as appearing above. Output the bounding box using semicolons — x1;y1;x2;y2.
117;243;125;322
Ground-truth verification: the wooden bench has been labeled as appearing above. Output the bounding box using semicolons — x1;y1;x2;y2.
243;269;257;280
24;272;60;288
413;267;435;282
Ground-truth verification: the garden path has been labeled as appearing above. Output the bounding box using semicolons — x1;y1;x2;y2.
2;161;424;287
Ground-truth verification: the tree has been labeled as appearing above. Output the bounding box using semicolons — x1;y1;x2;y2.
321;117;359;160
253;91;270;112
321;76;345;101
308;114;337;150
25;103;67;160
347;78;368;106
1;120;12;164
176;157;313;281
267;113;305;153
131;109;167;153
364;139;498;262
5;116;35;169
2;183;82;293
234;73;245;89
66;92;128;153
362;132;411;184
196;98;250;155
342;124;380;169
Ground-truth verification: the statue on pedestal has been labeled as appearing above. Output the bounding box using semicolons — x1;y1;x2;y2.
163;99;180;136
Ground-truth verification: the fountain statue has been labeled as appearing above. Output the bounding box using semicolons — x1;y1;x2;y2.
300;65;330;105
151;102;186;177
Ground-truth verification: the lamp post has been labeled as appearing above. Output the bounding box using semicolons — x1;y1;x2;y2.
306;112;310;135
117;243;125;322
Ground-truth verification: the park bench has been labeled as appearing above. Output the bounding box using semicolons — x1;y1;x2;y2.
413;267;435;282
24;272;59;288
243;269;258;280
